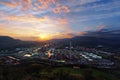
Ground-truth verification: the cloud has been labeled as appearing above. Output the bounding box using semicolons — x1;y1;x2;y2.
0;0;70;14
96;24;106;31
0;0;32;11
2;15;70;32
80;0;100;5
34;0;70;14
53;31;87;39
0;0;104;14
34;0;53;10
52;32;74;39
69;11;120;23
53;5;70;14
73;0;120;12
0;0;120;41
0;24;7;30
76;31;87;36
0;14;73;40
0;24;18;37
22;0;31;11
0;0;21;8
3;15;50;23
67;0;120;23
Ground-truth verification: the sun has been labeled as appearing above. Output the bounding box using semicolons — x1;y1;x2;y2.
38;34;51;41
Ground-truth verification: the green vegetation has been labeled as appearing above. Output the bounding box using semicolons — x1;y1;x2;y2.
0;64;119;80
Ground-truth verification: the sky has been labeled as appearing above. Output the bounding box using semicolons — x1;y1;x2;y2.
0;0;120;41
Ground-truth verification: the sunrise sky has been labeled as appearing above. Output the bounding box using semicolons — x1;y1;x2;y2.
0;0;120;41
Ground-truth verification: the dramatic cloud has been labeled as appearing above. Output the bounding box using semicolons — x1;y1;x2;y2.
0;0;120;41
0;0;70;14
0;13;72;40
0;0;21;8
79;0;100;5
22;0;31;11
96;24;106;31
53;5;70;14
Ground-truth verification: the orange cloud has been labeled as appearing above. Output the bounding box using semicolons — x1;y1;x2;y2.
53;5;70;14
0;0;21;8
34;1;48;10
57;18;69;25
76;32;86;36
0;26;6;31
0;24;18;37
0;0;73;41
22;0;31;11
0;14;73;40
62;6;71;13
0;0;70;13
62;33;74;38
0;0;31;11
56;32;86;39
96;24;106;31
2;14;70;29
3;15;51;23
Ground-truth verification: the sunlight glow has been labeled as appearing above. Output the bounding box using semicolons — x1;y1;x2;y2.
38;33;52;41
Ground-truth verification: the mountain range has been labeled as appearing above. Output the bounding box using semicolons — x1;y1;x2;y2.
48;29;120;48
0;36;38;49
0;29;120;49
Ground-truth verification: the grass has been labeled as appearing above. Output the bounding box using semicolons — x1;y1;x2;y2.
0;64;119;80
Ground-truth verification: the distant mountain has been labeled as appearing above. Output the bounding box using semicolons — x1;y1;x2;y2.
83;29;120;38
0;29;120;49
0;36;21;42
48;29;120;48
0;36;21;48
0;36;38;49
